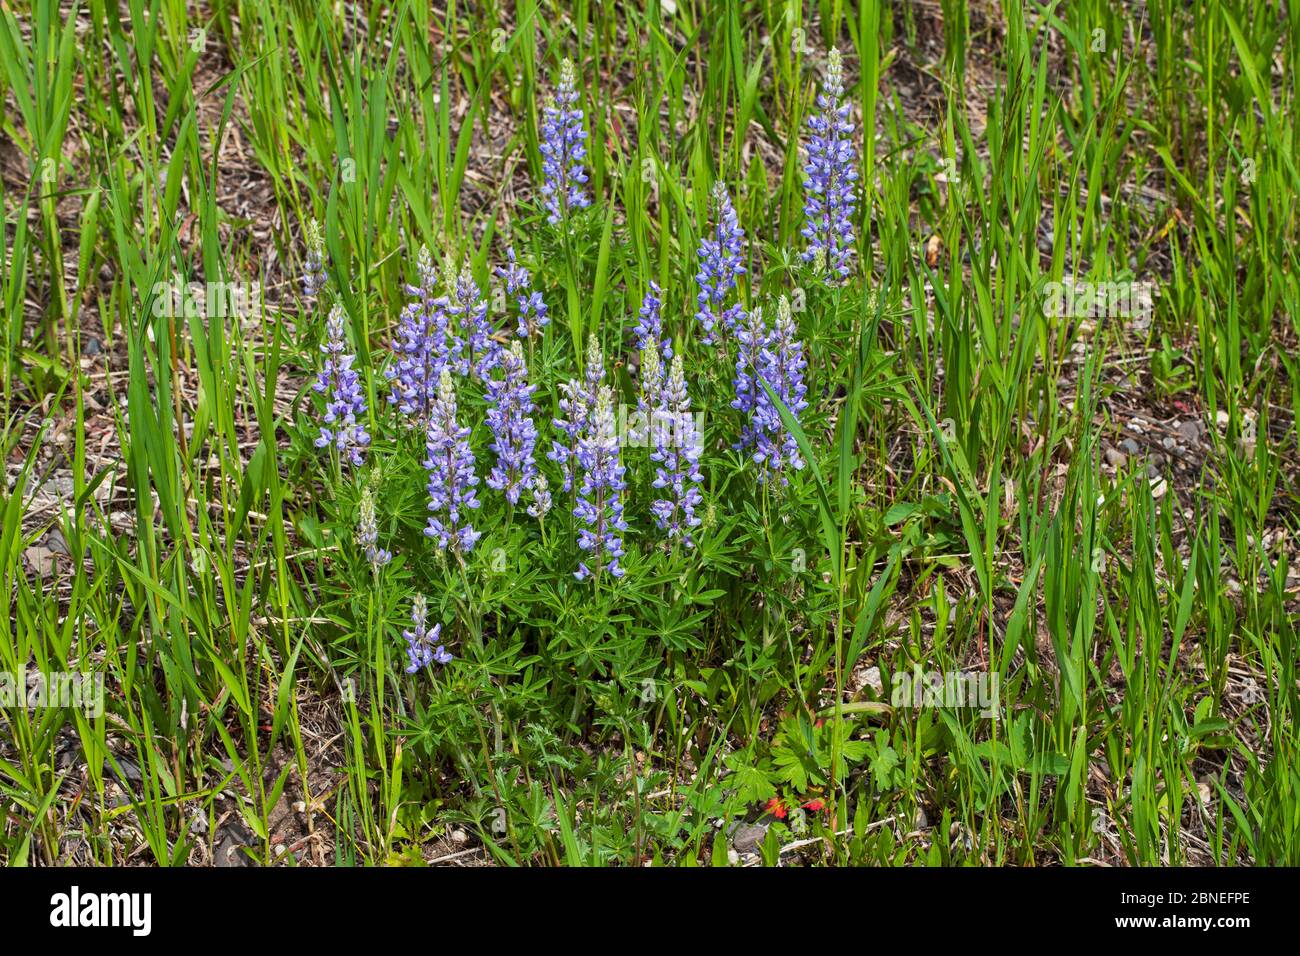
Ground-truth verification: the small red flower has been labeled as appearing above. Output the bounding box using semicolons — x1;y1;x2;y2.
765;797;787;819
802;799;825;812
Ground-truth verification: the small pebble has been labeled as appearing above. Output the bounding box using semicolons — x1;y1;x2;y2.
862;665;883;695
731;822;768;854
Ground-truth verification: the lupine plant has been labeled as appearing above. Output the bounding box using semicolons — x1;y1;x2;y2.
452;261;499;379
313;304;369;466
296;29;846;870
572;385;629;580
650;354;704;547
485;341;541;507
756;296;810;477
539;58;591;225
302;43;824;854
301;217;328;297
423;369;482;554
549;334;605;492
731;305;770;457
630;343;664;448
633;280;670;359
403;594;451;673
498;247;549;340
694;182;747;344
801;48;858;281
387;247;449;420
356;487;392;573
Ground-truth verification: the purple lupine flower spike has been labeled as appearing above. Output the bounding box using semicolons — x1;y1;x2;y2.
423;369;482;554
357;487;392;573
573;385;628;580
302;218;328;297
633;280;670;360
404;594;452;674
313;304;369;466
731;304;769;454
386;246;450;421
527;473;552;519
439;257;467;377
450;261;499;379
539;59;591;225
694;182;747;345
549;378;585;493
549;334;604;492
734;296;809;482
498;247;549;339
485;341;540;506
758;295;810;475
801;48;858;282
650;353;704;547
631;343;664;449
